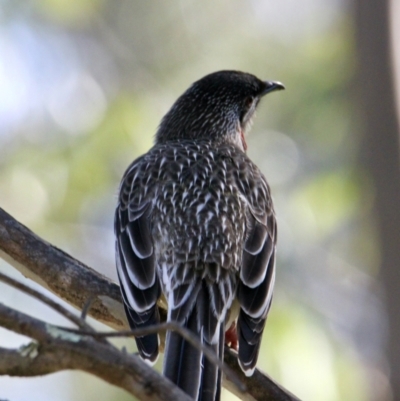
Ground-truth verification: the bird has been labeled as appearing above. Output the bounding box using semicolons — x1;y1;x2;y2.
115;70;283;401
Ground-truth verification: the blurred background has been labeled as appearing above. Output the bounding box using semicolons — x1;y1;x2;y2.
1;1;400;400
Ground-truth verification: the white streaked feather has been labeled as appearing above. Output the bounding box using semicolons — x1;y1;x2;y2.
168;278;197;310
119;243;155;290
126;226;152;260
239;360;256;377
242;265;275;319
162;262;171;294
209;321;222;345
196;203;206;214
140;343;160;366
117;257;151;313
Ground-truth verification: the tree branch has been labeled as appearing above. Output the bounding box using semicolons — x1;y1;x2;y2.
223;348;301;401
63;323;245;392
0;208;127;330
0;207;300;401
0;303;191;401
0;273;244;393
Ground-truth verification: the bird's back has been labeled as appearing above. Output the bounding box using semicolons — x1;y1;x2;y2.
115;70;281;401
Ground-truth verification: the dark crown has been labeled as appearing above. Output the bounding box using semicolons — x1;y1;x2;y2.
155;70;284;144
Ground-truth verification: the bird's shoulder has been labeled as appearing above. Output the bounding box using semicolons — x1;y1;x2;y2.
219;144;274;223
119;140;273;217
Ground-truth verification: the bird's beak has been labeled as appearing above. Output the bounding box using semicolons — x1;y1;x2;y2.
261;81;285;96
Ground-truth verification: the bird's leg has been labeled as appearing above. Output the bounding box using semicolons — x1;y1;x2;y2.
225;321;238;351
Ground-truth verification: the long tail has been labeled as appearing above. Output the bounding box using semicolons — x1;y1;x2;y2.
163;278;227;401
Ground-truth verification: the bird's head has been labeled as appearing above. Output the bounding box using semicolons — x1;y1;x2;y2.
155;70;284;151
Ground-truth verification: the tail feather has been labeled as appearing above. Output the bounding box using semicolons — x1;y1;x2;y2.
199;324;224;401
164;279;224;401
164;310;203;397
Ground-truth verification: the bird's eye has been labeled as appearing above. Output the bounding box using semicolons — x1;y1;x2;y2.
245;96;254;109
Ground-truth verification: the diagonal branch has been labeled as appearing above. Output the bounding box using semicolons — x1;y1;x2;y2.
0;207;301;401
0;271;95;332
223;348;301;401
0;208;127;330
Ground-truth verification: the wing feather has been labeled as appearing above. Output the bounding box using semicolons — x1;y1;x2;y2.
233;152;277;376
115;156;161;363
237;251;275;318
240;215;274;288
244;214;268;255
126;203;154;258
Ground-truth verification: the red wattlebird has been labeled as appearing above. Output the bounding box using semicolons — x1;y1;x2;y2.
115;71;283;401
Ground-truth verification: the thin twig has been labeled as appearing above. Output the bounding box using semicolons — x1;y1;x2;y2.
81;296;95;320
0;271;93;332
64;321;246;393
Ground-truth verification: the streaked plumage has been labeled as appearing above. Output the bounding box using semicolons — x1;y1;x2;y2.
115;71;283;401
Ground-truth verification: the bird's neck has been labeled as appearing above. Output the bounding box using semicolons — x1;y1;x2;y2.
155;123;246;153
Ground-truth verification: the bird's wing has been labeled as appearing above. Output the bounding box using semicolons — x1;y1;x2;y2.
234;155;277;376
115;154;161;363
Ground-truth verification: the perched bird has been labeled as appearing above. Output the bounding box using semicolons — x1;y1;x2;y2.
115;71;283;401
